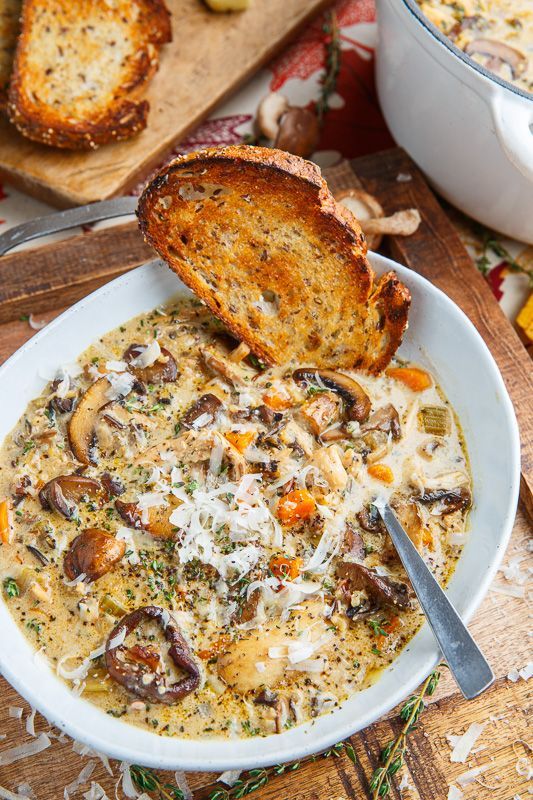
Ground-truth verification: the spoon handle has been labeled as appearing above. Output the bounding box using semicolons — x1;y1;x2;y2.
378;503;494;700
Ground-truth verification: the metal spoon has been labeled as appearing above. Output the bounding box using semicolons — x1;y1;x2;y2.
377;502;494;700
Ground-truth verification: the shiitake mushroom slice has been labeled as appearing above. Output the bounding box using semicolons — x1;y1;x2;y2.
105;606;200;704
39;474;103;520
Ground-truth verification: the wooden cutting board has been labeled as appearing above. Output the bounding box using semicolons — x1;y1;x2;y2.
0;0;331;208
0;148;531;800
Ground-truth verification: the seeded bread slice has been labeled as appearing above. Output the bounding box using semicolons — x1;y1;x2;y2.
7;0;171;149
137;146;411;373
0;0;21;111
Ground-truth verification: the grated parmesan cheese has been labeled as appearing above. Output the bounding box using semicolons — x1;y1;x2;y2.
105;372;135;401
219;770;242;787
0;733;51;766
25;707;36;737
130;340;161;368
82;784;110;800
448;722;486;763
64;761;96;799
118;762;137;798
173;772;193;800
0;786;34;800
456;765;488;786
489;584;525;599
105;360;127;373
447;787;463;800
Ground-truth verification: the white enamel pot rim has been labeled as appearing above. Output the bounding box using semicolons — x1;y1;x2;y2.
393;0;533;182
0;255;520;772
399;0;532;102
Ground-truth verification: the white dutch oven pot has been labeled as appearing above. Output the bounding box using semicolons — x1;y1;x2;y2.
375;0;533;243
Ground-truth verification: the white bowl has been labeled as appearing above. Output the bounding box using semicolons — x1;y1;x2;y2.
0;254;520;771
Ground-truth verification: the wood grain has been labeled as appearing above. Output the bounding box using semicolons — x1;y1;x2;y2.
0;148;531;799
0;222;152;324
0;0;332;207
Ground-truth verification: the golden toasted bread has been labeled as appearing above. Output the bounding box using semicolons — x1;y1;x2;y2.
0;0;20;111
137;146;410;373
7;0;171;149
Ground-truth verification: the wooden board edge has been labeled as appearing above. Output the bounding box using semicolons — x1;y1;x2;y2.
0;221;152;323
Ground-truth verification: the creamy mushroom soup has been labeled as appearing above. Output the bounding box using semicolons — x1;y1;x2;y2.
417;0;532;94
0;299;471;739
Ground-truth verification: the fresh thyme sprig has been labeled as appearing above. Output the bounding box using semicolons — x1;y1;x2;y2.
130;740;356;800
315;11;341;122
369;666;445;799
475;226;533;287
208;741;356;800
130;765;184;800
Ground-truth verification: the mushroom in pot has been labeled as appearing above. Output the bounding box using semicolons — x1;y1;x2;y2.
115;500;176;539
64;529;126;582
419;487;471;515
68;378;111;465
465;39;527;79
105;606;200;704
342;523;365;561
337;562;410;610
39;474;103;520
199;345;249;388
293;369;371;423
361;404;401;440
181;393;222;429
124;343;177;385
357;503;385;533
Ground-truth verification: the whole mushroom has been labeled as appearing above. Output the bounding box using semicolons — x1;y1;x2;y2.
274;107;321;159
64;529;126;582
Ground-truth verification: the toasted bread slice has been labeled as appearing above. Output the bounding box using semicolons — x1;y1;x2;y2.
137;146;411;373
7;0;171;149
0;0;21;111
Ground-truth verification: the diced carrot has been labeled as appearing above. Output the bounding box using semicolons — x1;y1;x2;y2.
263;391;293;410
367;464;394;484
198;634;232;661
269;555;302;583
377;616;400;651
0;499;13;544
225;430;256;453
277;489;316;525
517;292;533;343
386;367;432;392
422;528;434;550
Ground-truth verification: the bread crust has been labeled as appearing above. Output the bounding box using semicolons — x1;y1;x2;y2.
138;146;410;373
0;0;21;112
7;0;171;149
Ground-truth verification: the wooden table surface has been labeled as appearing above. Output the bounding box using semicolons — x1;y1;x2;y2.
0;148;531;800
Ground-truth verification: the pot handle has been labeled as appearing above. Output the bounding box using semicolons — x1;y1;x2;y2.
490;94;533;183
